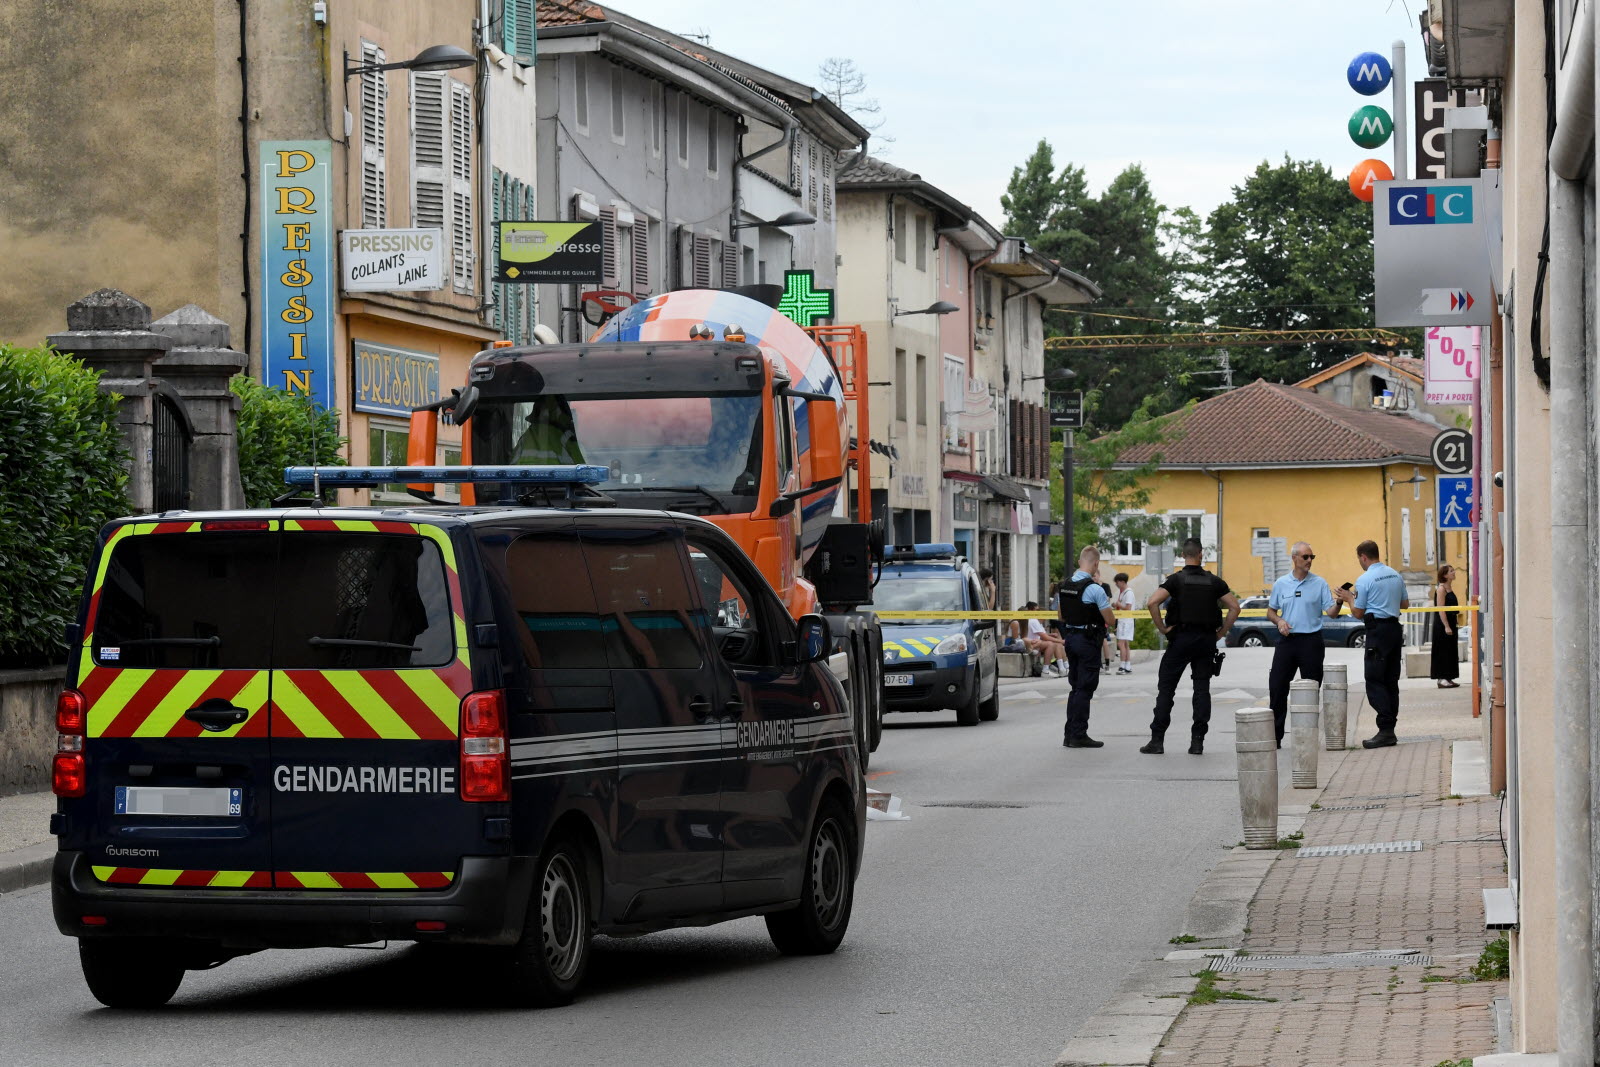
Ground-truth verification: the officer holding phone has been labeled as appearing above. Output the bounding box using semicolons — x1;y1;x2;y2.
1333;539;1410;748
1264;541;1341;746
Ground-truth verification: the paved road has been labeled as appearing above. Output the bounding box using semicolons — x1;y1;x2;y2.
0;652;1292;1067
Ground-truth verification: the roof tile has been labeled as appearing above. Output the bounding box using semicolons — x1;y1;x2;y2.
1116;380;1440;467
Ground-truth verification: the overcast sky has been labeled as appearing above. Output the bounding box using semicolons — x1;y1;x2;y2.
618;0;1425;227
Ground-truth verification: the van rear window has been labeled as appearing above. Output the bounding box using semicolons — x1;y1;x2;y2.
92;531;454;669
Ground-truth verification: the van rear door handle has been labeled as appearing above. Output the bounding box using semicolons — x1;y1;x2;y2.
185;698;249;732
689;698;714;720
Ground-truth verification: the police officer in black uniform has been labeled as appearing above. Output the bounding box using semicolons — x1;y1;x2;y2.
1057;545;1118;748
1140;538;1241;755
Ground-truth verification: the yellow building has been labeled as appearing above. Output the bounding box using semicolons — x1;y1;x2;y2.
1100;380;1469;609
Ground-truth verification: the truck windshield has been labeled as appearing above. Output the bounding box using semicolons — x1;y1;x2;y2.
872;576;967;624
472;394;764;502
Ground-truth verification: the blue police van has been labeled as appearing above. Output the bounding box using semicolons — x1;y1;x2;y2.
49;465;865;1008
872;545;1000;726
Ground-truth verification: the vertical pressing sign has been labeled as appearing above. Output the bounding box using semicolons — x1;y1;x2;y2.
261;141;335;407
1424;326;1479;405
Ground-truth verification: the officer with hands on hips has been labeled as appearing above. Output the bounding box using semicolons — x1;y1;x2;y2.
1332;539;1409;748
1057;545;1117;749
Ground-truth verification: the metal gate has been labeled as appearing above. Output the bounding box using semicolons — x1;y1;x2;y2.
151;391;191;512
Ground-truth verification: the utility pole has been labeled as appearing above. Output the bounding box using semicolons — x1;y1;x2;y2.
1391;39;1408;180
1063;428;1076;568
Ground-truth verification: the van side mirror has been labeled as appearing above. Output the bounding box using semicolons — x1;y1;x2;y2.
793;614;831;664
805;398;844;488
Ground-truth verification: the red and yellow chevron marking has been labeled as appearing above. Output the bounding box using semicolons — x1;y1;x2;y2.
272;664;468;740
273;870;454;890
90;868;455;890
92;866;272;888
80;668;269;739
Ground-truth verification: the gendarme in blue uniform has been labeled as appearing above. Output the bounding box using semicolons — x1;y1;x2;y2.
1067;569;1110;618
1353;562;1405;618
1269;573;1335;633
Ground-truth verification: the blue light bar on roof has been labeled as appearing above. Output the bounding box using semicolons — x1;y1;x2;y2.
283;464;611;488
887;543;958;561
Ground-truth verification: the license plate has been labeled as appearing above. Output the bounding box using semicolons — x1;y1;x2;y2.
115;786;242;817
884;673;915;686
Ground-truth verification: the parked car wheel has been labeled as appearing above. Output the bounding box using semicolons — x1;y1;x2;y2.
79;939;186;1008
766;800;855;955
1348;631;1367;648
955;672;981;726
978;677;1000;722
1240;632;1265;648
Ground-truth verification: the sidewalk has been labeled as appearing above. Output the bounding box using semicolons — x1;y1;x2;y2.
1057;683;1507;1067
0;789;55;893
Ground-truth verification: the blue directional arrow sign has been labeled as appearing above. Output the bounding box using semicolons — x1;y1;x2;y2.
1438;477;1474;530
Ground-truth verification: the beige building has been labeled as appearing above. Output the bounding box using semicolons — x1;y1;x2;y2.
0;0;521;491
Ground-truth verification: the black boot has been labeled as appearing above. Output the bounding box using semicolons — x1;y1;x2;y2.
1361;730;1398;749
1139;735;1165;755
1188;735;1204;755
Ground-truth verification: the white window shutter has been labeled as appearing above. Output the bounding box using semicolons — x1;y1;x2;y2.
1200;513;1219;563
1401;508;1412;567
631;221;650;297
599;205;619;288
449;79;475;292
411;71;448;244
360;41;387;228
691;233;712;288
1425;508;1436;565
720;242;738;288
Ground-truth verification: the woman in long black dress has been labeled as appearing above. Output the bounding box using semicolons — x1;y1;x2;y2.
1431;564;1460;688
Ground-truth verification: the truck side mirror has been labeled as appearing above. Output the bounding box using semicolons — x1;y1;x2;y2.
806;398;844;487
793;614;832;664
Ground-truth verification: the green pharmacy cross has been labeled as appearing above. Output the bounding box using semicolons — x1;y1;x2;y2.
778;269;835;326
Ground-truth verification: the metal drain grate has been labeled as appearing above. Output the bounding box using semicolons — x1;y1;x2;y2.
1312;803;1388;812
919;801;1028;809
1296;840;1423;858
1213;950;1432;972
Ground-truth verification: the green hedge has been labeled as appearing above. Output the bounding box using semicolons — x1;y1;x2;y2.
231;376;346;507
0;345;129;668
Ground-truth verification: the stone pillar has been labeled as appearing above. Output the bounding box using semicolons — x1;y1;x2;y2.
1236;706;1279;849
152;305;248;510
46;289;172;513
1290;679;1321;788
1322;664;1349;750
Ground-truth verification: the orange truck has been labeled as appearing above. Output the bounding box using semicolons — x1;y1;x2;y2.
407;287;886;760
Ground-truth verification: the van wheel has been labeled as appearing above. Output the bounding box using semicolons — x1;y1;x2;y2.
1241;632;1265;648
955;672;981;726
978;677;1000;722
79;939;185;1008
505;840;592;1008
767;801;855;955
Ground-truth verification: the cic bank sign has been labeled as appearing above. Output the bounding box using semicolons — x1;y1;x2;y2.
1387;185;1474;226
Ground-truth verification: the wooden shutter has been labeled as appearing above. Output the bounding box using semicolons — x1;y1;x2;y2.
359;41;387;228
1008;398;1021;475
599;205;619;288
449;79;475;291
1036;403;1049;478
411;71;448;242
821;150;833;221
631;220;650;297
691;233;713;288
720;241;739;288
807;143;819;213
504;0;535;64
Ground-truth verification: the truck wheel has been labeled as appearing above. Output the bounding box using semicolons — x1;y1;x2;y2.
847;627;871;771
79;939;185;1008
504;838;592;1008
979;676;1000;722
766;800;855;955
867;624;885;752
955;671;981;726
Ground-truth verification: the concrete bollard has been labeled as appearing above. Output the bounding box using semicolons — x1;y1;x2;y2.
1236;707;1279;848
1322;664;1348;750
1290;679;1321;788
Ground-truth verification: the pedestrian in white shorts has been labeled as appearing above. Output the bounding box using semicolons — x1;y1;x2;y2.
1113;572;1136;674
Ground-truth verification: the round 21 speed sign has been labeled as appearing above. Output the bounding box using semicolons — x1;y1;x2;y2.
1431;428;1472;475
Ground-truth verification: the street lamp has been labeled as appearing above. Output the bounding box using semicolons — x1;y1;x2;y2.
1036;367;1082;573
893;300;961;317
343;43;476;80
730;210;817;231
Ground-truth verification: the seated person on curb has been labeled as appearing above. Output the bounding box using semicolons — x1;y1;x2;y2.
1012;602;1067;677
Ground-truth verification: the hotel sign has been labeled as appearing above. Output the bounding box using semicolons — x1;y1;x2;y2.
352;339;440;418
261;141;335;407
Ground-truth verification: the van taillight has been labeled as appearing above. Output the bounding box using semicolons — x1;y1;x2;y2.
56;689;87;734
53;689;87;797
459;690;508;802
202;519;271;531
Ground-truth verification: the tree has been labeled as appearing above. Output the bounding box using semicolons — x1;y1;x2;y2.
230;376;347;507
1201;157;1378;383
1048;396;1190;579
816;58;891;145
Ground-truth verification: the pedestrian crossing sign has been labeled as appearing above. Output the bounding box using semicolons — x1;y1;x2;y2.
1438;477;1474;530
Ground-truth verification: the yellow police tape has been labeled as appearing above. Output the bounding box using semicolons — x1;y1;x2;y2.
871;605;1481;620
